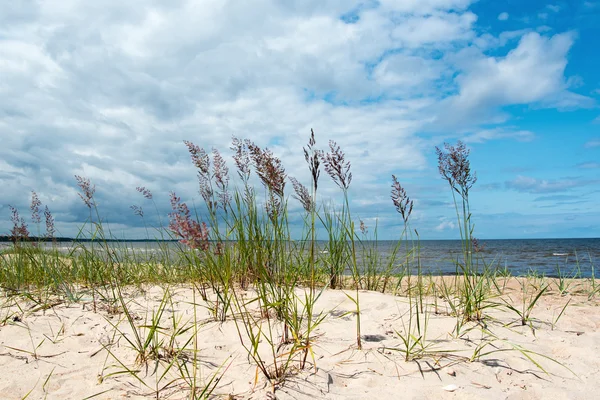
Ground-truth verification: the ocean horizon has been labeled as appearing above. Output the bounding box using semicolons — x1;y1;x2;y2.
5;237;597;279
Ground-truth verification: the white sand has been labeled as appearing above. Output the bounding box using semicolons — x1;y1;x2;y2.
0;279;598;399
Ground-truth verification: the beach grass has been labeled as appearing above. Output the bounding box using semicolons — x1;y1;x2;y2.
0;133;597;399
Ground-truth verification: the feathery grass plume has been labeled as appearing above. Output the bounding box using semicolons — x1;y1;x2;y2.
322;140;352;191
304;129;321;193
472;237;485;253
248;143;286;197
321;138;363;348
359;219;367;235
168;192;209;250
75;175;95;208
389;175;428;360
297;129;322;368
436;140;477;196
212;148;231;210
135;186;153;200
44;206;55;239
185;140;210;174
436;141;488;323
248;142;286;219
30;191;42;224
289;177;313;212
231;136;252;182
231;136;254;203
9;205;29;242
184;140;216;211
391;175;414;224
130;205;144;217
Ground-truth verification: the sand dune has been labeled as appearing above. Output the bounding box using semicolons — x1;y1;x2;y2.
0;279;598;399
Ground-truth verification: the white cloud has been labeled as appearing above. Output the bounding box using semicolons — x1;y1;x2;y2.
390;11;477;48
437;32;594;126
435;217;456;231
498;12;509;21
0;0;593;238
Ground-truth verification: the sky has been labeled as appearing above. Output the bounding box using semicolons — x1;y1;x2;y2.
1;0;599;240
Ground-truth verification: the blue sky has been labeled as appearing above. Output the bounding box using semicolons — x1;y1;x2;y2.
0;0;599;240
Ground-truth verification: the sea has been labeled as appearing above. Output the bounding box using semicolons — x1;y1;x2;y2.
3;238;598;278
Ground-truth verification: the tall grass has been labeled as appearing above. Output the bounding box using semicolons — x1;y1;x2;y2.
0;134;585;397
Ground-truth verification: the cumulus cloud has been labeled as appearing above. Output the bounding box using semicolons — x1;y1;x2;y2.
498;12;509;21
437;32;594;127
434;217;456;232
0;0;593;238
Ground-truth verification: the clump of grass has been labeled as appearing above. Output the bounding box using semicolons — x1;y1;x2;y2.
388;175;431;361
0;132;589;397
436;141;495;325
321;139;363;349
502;278;549;328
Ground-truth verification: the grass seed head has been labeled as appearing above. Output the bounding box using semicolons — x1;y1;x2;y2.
184;141;215;210
290;177;314;212
130;205;144;218
322;140;352;191
304;129;321;193
9;205;29;241
391;175;413;223
212;148;231;210
30;191;42;224
168;192;210;250
75;175;96;208
231;136;252;182
136;186;153;200
44;206;55;239
435;141;477;195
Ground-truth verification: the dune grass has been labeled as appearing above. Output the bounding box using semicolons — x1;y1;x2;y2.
0;133;595;398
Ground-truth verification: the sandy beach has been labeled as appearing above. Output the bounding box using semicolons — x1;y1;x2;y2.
0;278;598;400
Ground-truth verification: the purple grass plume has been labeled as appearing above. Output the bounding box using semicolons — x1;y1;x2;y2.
231;136;252;183
359;219;368;235
391;175;413;224
75;175;96;208
304;129;321;193
9;205;29;242
168;192;209;250
44;206;56;239
290;177;313;213
184;140;210;175
212;148;231;210
471;237;486;253
30;191;42;224
136;186;153;200
184;140;216;211
322;140;352;191
130;205;144;218
435;141;477;195
248;142;286;220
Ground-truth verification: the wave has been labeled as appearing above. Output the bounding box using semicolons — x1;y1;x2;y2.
552;252;569;256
